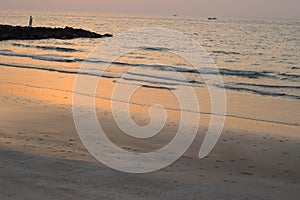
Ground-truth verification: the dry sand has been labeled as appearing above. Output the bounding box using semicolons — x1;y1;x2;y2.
0;68;300;200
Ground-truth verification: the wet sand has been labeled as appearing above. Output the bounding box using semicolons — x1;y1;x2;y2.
0;67;300;199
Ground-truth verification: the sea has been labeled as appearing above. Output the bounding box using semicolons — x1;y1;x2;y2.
0;10;299;125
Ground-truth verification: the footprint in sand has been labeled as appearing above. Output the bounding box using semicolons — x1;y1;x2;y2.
122;147;138;152
224;180;237;183
239;172;254;176
278;163;287;166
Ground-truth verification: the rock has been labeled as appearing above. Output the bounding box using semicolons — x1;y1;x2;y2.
208;17;218;20
0;24;112;41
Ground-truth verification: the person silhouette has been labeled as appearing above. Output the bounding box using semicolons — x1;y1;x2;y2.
29;16;33;27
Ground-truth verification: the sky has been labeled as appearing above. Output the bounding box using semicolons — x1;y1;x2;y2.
1;0;299;19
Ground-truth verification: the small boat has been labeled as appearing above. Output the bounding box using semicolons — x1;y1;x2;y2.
208;17;218;20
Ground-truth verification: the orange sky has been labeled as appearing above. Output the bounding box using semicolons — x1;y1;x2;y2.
1;0;299;18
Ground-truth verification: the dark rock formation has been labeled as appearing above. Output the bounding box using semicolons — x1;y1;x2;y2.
208;17;218;20
0;25;113;41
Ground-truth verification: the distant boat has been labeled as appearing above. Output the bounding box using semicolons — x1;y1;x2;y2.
208;17;218;20
173;14;178;17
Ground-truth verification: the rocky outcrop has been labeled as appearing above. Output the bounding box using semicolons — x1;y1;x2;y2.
0;25;113;41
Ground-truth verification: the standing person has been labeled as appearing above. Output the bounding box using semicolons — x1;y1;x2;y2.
29;16;33;27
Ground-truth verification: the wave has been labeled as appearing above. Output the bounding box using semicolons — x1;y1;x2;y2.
220;85;300;100
127;72;204;85
291;66;300;70
0;62;116;79
115;80;177;90
1;60;300;101
12;43;81;52
278;72;300;79
139;46;173;52
1;48;297;84
167;67;274;79
225;60;240;63
231;82;300;89
0;54;281;82
0;49;12;53
129;65;274;79
0;50;288;80
212;50;241;55
0;62;203;88
0;50;75;63
141;85;175;90
219;69;273;78
121;76;181;86
93;60;275;80
80;60;274;80
126;72;300;99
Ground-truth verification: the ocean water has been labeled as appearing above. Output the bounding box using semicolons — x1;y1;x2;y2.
0;10;299;125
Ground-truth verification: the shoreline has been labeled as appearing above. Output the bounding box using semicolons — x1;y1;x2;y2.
1;63;300;127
